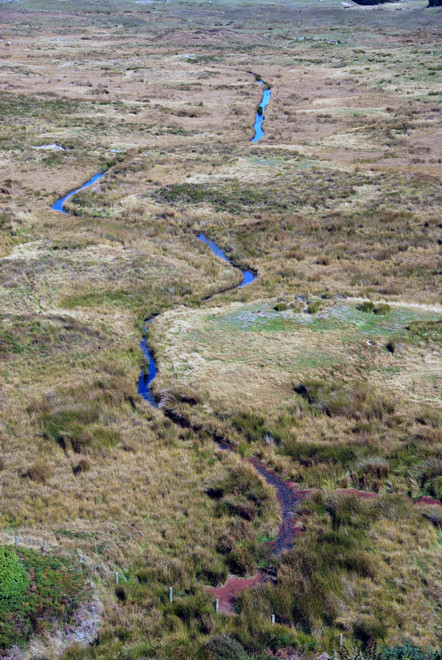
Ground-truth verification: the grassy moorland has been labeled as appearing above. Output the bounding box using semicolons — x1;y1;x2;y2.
0;0;441;657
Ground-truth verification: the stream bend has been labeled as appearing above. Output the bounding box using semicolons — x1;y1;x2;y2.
51;171;106;214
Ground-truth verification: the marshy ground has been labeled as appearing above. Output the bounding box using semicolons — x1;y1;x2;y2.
0;0;441;657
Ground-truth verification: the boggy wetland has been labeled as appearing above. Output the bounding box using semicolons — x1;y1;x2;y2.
0;0;441;658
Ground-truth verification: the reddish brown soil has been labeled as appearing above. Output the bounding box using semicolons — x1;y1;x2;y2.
336;488;378;499
413;496;442;507
205;574;265;615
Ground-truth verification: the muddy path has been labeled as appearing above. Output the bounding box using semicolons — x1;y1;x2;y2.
246;458;305;554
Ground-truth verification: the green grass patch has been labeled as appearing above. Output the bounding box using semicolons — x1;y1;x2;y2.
0;546;88;652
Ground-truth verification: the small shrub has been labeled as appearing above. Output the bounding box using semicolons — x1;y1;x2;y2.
373;303;391;316
294;380;394;421
316;254;330;266
40;407;99;452
231;411;267;443
115;585;127;602
216;533;236;555
228;545;255;576
416;459;442;499
222;495;258;521
207;464;272;525
196;558;228;586
173;592;213;632
273;302;288;312
353;457;390;489
306;301;321;314
357;301;375;314
205;635;248;660
22;462;52;483
72;457;91;476
422;507;442;528
0;547;29;604
354;616;387;644
91;426;121;448
356;301;390;315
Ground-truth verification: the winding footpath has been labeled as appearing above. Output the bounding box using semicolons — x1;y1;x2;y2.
51;75;440;616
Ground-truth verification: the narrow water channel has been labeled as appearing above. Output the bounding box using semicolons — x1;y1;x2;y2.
252;81;271;143
51;171;105;213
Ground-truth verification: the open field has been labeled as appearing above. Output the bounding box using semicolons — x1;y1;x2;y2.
151;298;442;493
0;0;441;657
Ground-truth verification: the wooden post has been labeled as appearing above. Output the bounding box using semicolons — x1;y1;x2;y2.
215;599;219;614
115;572;119;585
340;633;343;650
169;586;173;603
271;614;275;625
14;536;18;548
42;541;47;554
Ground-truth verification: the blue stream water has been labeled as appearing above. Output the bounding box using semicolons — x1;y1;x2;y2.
137;320;158;406
52;75;269;407
252;82;271;143
51;171;106;213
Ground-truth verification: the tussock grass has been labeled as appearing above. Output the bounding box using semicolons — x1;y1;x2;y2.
234;494;440;649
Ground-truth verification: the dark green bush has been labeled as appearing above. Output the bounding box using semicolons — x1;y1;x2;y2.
205;634;248;660
0;547;28;604
273;302;288;312
382;641;442;660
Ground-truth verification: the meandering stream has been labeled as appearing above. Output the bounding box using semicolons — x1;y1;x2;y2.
50;76;298;588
